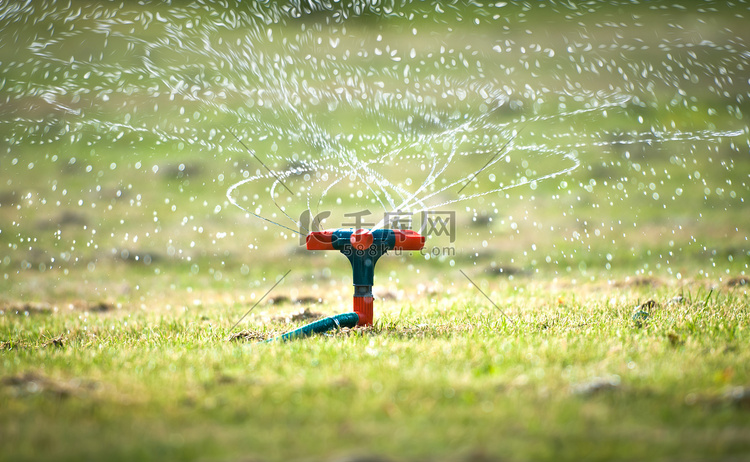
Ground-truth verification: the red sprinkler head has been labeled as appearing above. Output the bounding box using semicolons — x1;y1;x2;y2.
350;228;374;250
306;228;426;326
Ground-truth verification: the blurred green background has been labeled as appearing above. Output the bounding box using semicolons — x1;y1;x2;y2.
1;0;748;304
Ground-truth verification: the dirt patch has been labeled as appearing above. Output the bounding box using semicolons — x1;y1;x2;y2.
485;266;529;277
688;386;750;411
271;307;323;324
36;210;88;229
1;300;117;315
471;213;494;227
0;302;52;316
266;295;324;306
724;386;750;410
0;190;18;207
0;340;25;350
726;276;749;287
293;296;322;305
291;307;322;321
327;325;374;338
227;330;273;342
111;249;162;265
615;276;661;288
267;295;290;305
43;335;65;348
667;332;684;347
159;162;203;179
67;300;117;313
571;375;622;396
88;301;115;313
1;372;98;399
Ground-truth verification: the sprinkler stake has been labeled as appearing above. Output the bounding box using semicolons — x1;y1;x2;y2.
307;228;425;326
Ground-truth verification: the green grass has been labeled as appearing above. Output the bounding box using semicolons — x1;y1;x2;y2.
1;280;749;461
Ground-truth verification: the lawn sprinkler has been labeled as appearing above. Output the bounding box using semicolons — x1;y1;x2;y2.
307;228;426;326
268;228;425;342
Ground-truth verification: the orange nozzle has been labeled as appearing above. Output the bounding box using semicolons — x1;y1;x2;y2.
306;230;335;250
392;229;426;250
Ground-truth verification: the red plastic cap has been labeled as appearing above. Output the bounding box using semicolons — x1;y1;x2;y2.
392;229;426;251
350;229;374;251
306;231;335;250
353;296;374;326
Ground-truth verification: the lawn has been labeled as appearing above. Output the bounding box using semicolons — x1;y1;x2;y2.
1;279;749;461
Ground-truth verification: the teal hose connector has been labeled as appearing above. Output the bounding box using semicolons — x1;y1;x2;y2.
267;312;360;342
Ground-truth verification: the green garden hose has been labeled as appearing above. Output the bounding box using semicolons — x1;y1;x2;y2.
267;312;360;342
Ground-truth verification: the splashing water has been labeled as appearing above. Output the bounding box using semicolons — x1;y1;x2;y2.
1;1;749;282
